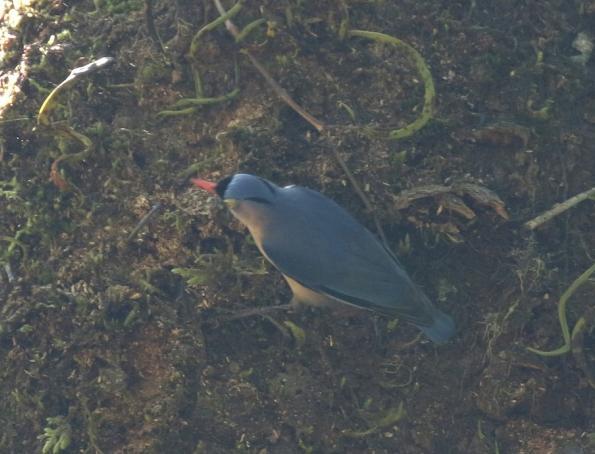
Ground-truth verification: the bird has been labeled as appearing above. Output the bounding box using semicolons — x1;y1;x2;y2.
192;173;455;343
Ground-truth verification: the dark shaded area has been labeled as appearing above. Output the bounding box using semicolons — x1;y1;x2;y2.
1;0;594;452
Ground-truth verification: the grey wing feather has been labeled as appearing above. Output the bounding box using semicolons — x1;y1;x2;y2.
261;186;434;326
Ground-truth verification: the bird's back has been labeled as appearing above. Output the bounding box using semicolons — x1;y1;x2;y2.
259;185;438;327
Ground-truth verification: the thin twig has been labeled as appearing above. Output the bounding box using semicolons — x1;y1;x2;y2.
127;203;163;242
211;0;389;246
322;134;390;247
220;305;292;321
240;49;325;132
212;0;324;132
524;186;595;230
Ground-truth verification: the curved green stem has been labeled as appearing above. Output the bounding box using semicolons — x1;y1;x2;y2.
1;235;28;263
189;1;243;58
36;58;112;193
157;88;240;117
48;124;94;196
170;88;240;109
571;307;595;388
235;18;266;43
348;29;435;140
528;261;595;356
38;57;114;125
165;3;243;118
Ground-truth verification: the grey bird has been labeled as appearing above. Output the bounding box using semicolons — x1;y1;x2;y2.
193;173;455;343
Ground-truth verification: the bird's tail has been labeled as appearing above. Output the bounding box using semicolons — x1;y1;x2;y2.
417;306;456;343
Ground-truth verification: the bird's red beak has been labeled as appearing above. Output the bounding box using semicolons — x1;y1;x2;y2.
191;178;217;194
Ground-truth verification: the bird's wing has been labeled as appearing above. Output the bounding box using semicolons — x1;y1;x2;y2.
260;187;434;326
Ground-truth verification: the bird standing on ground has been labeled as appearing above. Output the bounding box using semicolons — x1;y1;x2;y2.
193;173;455;343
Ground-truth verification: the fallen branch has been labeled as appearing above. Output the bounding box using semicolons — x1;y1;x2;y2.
524;186;595;230
211;0;388;245
38;57;114;125
212;0;324;132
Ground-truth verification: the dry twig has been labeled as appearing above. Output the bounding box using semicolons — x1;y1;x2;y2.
212;0;389;246
524;186;595;230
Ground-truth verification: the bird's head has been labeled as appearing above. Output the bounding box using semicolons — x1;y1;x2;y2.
192;173;278;228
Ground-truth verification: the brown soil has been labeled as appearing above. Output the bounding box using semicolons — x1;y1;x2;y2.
1;0;594;452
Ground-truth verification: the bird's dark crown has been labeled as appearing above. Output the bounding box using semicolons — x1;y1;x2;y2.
217;174;278;204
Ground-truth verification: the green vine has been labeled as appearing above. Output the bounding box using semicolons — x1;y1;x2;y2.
347;29;436;140
528;262;595;356
158;2;245;117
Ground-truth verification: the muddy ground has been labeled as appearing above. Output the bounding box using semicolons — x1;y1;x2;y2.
1;0;595;452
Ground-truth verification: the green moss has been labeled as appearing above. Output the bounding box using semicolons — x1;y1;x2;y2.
39;416;72;454
94;0;143;14
342;402;406;438
136;60;171;85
